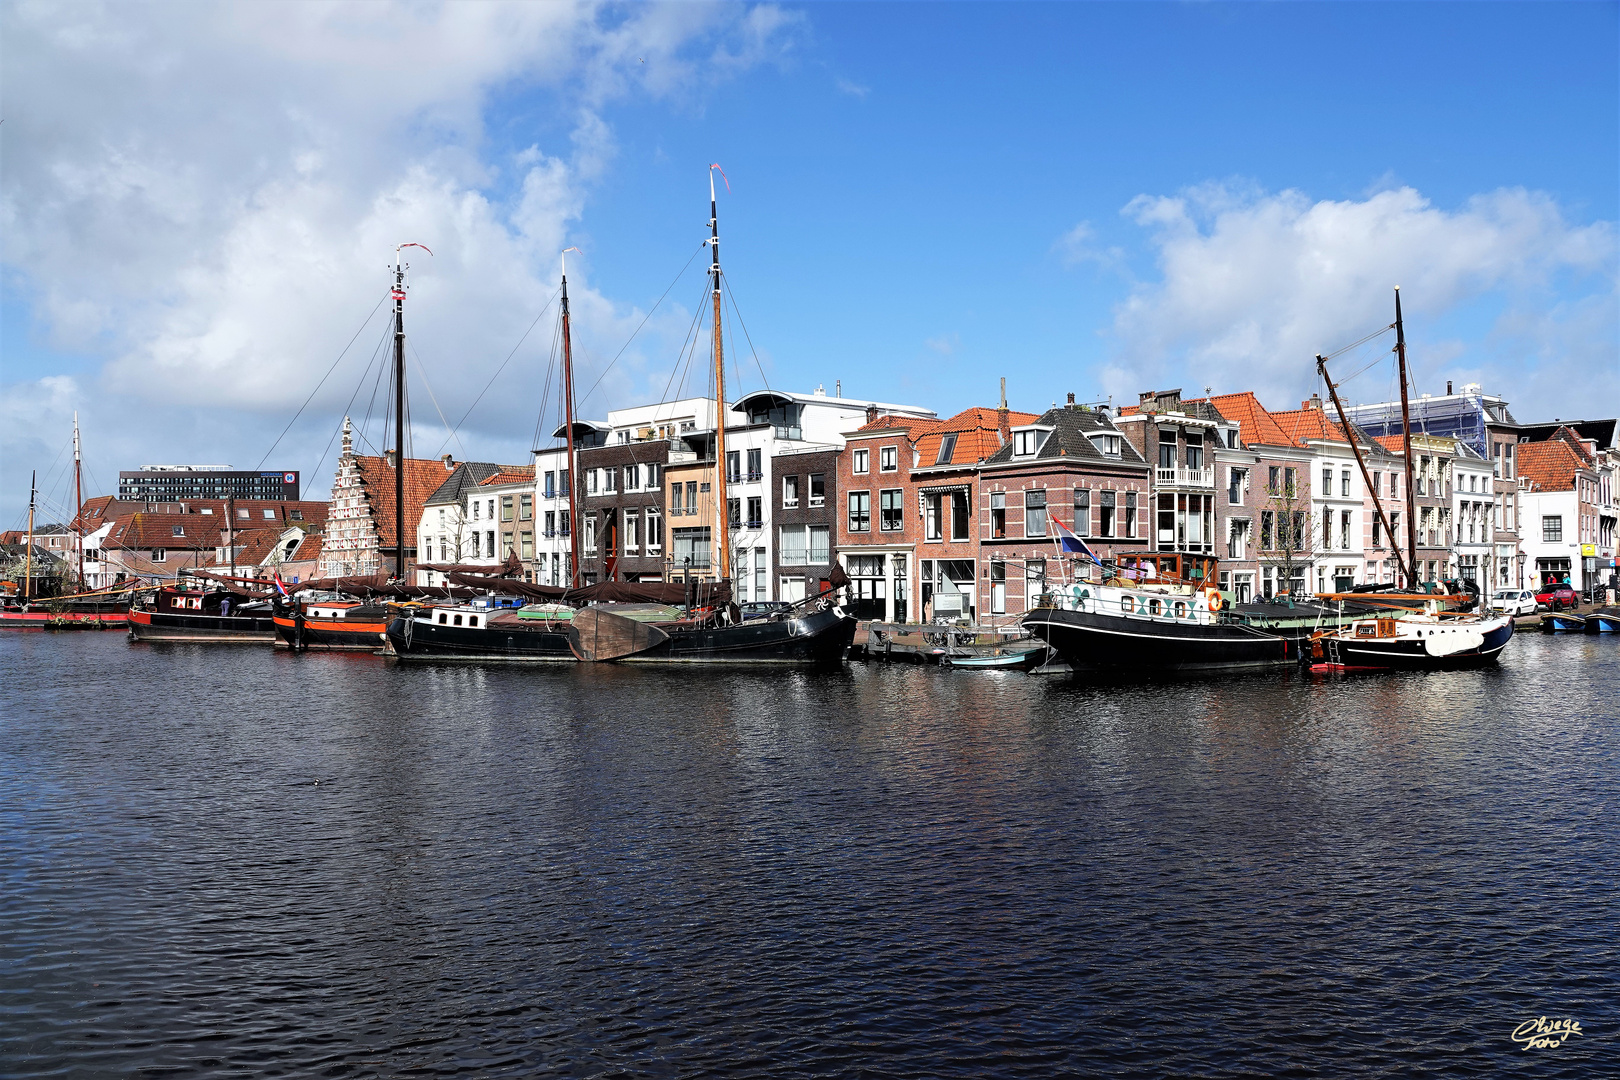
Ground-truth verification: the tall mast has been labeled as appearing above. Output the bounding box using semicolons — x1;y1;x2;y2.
561;247;583;587
392;248;407;581
73;412;84;590
24;471;36;602
709;164;730;583
1394;287;1418;588
1317;353;1407;587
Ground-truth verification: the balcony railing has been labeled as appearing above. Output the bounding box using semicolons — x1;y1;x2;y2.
1155;465;1214;488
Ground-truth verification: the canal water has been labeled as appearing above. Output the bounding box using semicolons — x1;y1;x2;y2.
2;631;1614;1078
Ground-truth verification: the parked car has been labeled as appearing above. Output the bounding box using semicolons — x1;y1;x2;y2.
1488;588;1537;617
740;600;792;621
1535;582;1579;611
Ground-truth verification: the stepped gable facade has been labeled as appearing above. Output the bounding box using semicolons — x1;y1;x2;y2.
319;417;447;579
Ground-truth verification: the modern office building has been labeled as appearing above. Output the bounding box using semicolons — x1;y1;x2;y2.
119;466;301;501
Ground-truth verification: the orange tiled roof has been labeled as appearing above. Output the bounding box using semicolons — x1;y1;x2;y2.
856;413;940;433
1205;392;1296;448
1517;437;1589;492
478;471;535;487
353;455;447;549
107;513;221;551
914;406;1038;466
1372;434;1410;456
1271;406;1354;446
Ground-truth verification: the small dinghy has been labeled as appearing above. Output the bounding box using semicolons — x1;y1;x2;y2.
1583;609;1620;634
1540;611;1586;632
944;643;1049;671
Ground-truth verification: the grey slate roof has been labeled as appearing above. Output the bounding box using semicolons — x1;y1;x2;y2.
983;407;1147;467
424;462;511;506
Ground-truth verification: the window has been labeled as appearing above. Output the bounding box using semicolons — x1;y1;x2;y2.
1322;507;1333;551
501;531;514;557
991;491;1006;538
1543;515;1562;543
238;508;249;519
880;446;898;472
487;530;495;557
672;526;711;569
543;510;555;537
646;509;662;553
624;511;639;554
746;449;762;480
990;560;1006;615
153;548;166;562
584;516;596;552
520;494;532;520
1125;492;1137;538
1284;468;1297;495
1073;489;1091;536
848;491;871;533
809;473;825;507
726;451;741;482
780;525;808;565
936;433;958;464
853;448;869;474
602;470;616;494
879;489;903;531
924;493;942;541
1184;431;1203;469
746;496;762;528
783;475;799;508
501;495;514;522
1158;430;1177;469
1092;434;1122;457
1228;468;1246;505
1024;489;1048;537
686;481;699;512
587;471;598;496
1323;467;1333;495
1014;429;1041;457
1260;510;1274;550
472;532;481;558
544;471;556;498
728;497;742;529
951;491;969;542
290;510;303;521
172;525;185;536
1099;490;1116;538
1372;514;1382;547
1342;470;1351;498
809;525;829;564
1267;466;1280;494
1341;510;1352;550
263;509;275;519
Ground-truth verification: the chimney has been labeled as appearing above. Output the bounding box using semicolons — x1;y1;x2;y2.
384;449;397;468
1446;380;1453;395
442;453;456;471
1066;392;1076;408
997;377;1011;446
1305;394;1323;411
865;405;879;425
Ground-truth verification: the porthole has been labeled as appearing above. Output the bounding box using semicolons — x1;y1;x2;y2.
453;614;463;626
438;613;446;624
1148;599;1163;616
1121;596;1135;614
1173;601;1188;619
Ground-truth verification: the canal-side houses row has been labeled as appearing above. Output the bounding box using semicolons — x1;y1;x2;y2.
33;382;1618;603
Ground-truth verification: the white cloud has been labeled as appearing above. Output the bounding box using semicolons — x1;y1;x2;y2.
0;1;801;522
1055;220;1125;270
1098;184;1617;417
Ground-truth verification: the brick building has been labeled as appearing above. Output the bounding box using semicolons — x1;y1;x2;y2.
976;400;1150;619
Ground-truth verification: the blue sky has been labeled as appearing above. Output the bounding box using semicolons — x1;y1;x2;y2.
3;1;1616;526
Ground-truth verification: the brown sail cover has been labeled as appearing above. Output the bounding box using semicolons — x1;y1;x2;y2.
568;607;670;661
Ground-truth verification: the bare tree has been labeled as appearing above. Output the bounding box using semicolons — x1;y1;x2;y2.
1260;471;1310;598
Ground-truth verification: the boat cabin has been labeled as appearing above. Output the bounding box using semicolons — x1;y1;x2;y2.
1106;552;1218;587
156;589;256;615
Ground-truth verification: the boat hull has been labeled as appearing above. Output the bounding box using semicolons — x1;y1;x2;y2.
272;614;390;651
1023;607;1305;672
1584;611;1620;633
1;606;128;630
386;605;857;665
128;608;275;643
1541;613;1586;632
386;613;577;662
1318;619;1514;670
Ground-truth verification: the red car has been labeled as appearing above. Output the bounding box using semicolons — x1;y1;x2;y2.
1535;583;1579;611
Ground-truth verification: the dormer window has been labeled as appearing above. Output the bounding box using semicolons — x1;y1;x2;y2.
1013;429;1045;457
1090;434;1122;458
935;433;958;465
172;525;185;536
